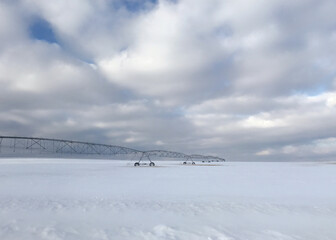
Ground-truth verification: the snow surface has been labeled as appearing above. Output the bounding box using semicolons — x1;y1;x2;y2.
0;158;336;240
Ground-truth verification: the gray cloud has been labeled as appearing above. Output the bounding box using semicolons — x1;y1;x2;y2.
1;0;336;161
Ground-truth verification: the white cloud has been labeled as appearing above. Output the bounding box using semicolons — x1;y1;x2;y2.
0;2;28;51
326;93;336;108
256;149;272;156
155;140;165;146
240;115;287;129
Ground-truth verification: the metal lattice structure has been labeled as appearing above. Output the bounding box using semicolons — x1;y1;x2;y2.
0;136;225;164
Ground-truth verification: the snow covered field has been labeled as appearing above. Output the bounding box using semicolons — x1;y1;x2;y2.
0;158;335;240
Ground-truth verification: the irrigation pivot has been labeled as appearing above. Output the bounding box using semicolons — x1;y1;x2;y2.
0;136;225;166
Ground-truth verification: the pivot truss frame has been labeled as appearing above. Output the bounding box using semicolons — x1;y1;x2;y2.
0;136;225;162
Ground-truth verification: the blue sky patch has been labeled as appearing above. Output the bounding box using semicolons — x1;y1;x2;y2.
113;0;158;12
29;17;58;43
293;83;329;97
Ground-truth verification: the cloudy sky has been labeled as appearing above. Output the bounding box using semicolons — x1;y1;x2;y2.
1;0;336;161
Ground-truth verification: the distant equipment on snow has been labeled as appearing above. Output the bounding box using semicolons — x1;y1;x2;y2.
0;136;225;166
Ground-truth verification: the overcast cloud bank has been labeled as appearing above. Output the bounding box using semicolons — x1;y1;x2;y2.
0;0;336;161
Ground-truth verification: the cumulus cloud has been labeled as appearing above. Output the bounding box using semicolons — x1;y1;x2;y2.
0;0;336;161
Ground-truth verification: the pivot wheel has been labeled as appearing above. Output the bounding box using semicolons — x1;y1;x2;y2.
183;162;187;164
134;162;140;167
149;162;155;167
192;162;196;165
